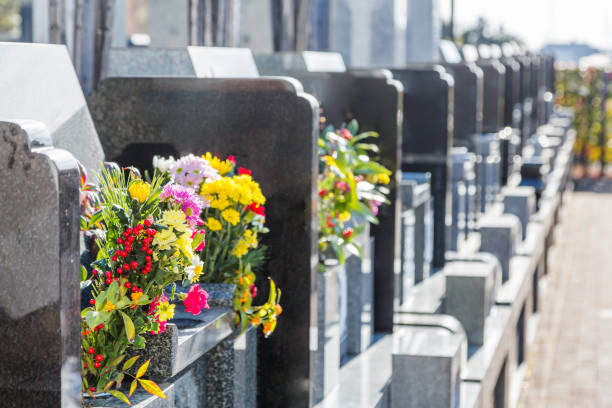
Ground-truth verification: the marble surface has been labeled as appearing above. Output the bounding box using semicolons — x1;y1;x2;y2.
0;121;81;407
0;43;104;173
88;76;320;407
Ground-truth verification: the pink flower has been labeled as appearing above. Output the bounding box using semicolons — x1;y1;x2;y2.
148;293;169;335
184;284;209;315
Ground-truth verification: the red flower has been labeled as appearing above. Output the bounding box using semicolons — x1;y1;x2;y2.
326;215;335;228
318;189;327;197
247;202;265;217
184;284;210;315
342;227;353;238
341;129;353;141
227;155;236;164
250;284;258;298
238;167;252;176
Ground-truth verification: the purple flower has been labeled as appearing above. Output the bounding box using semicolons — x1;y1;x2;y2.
169;154;220;189
161;184;205;226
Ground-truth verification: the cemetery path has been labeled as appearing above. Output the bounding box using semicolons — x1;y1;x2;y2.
519;191;612;408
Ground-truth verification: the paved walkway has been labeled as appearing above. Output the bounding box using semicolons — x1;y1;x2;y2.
519;190;612;408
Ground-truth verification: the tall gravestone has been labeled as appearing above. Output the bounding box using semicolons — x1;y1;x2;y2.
0;120;81;407
392;65;454;269
477;60;506;134
88;58;320;407
255;52;403;334
0;42;105;173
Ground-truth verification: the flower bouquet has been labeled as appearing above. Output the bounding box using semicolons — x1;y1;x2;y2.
317;119;391;269
154;153;282;336
80;166;210;405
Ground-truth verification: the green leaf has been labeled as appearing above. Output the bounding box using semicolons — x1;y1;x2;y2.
122;355;140;371
354;161;391;175
119;311;136;342
346;119;359;135
109;390;131;406
112;204;129;225
350;131;379;145
136;359;150;379
129;379;138;397
106;280;119;303
115;372;125;389
138;379;167;399
109;354;125;367
267;278;277;304
80;266;88;281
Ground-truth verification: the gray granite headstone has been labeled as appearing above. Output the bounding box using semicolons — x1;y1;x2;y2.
0;42;104;173
405;0;441;63
254;51;346;73
502;186;536;240
478;214;521;282
391;324;465;408
107;47;260;78
88;77;319;408
445;261;496;346
477;60;506;133
0;120;81;407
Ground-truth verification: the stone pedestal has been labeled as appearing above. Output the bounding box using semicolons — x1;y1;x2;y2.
445;261;497;346
479;214;522;282
391;323;465;408
502;186;536;240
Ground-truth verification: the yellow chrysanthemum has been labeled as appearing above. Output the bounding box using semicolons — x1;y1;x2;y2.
203;152;233;176
232;240;250;258
322;155;336;167
104;301;116;312
175;235;194;258
162;210;190;233
338;211;351;224
221;209;241;226
210;196;231;210
128;180;151;203
206;217;223;231
157;301;175;322
377;173;390;185
244;230;258;246
131;292;143;302
153;228;177;250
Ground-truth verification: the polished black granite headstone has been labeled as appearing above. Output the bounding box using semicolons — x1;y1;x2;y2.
442;63;483;151
255;54;403;334
391;65;454;269
0;120;81;407
476;60;506;133
0;42;104;173
88;77;319;408
500;58;521;128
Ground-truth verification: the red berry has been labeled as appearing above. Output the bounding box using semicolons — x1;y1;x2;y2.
105;278;112;285
131;261;138;269
114;277;119;282
88;347;95;354
125;244;131;251
123;263;130;270
94;361;101;369
123;231;129;238
117;238;124;244
120;251;128;257
91;270;98;276
124;282;131;288
136;224;144;231
115;249;121;256
104;271;111;278
95;354;103;361
147;249;153;255
116;268;123;274
84;362;88;368
97;324;104;329
89;387;95;392
145;256;151;262
112;256;118;262
89;299;95;305
151;230;156;236
142;270;148;275
144;219;152;227
127;235;135;243
144;265;151;272
126;228;133;235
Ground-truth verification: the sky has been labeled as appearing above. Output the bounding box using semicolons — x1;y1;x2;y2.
438;0;612;51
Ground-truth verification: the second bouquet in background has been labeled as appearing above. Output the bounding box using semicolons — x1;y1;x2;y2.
154;153;282;336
